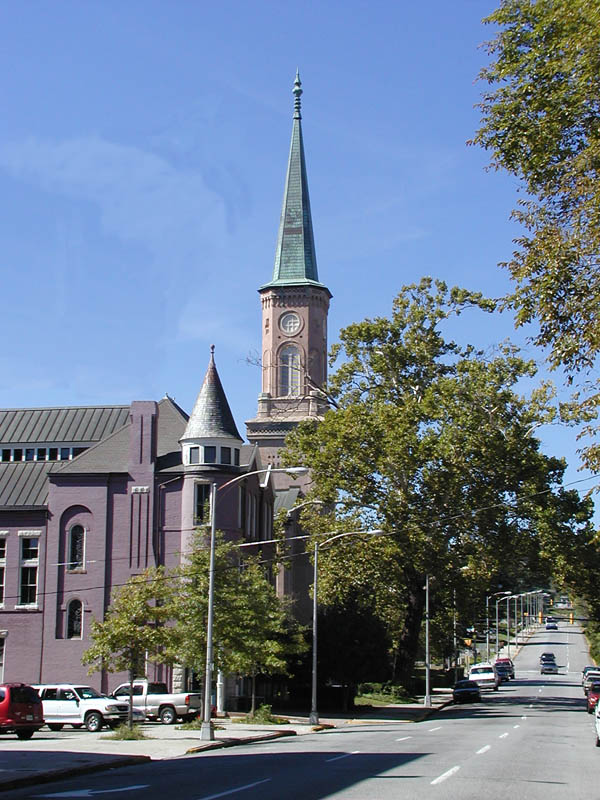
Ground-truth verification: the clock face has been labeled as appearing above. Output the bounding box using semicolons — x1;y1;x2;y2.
280;312;301;335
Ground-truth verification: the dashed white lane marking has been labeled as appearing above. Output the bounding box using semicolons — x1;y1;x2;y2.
499;733;509;739
325;751;360;762
431;766;460;785
521;715;527;720
539;688;543;693
429;726;442;732
396;736;412;741
198;779;271;800
477;745;491;754
513;724;520;729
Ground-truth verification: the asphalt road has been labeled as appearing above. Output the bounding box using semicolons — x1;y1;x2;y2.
10;623;599;800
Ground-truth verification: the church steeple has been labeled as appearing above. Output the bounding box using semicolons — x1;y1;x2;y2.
246;74;332;480
261;71;327;291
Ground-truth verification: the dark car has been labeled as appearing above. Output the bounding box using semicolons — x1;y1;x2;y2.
0;683;44;739
587;682;600;713
539;652;556;664
495;658;515;679
452;680;481;704
495;663;511;682
545;622;558;630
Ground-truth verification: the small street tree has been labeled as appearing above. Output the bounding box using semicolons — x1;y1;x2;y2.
82;567;176;728
172;531;307;715
283;279;595;685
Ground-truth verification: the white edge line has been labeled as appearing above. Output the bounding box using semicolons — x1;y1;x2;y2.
325;750;360;763
431;765;460;785
197;778;271;800
476;745;491;754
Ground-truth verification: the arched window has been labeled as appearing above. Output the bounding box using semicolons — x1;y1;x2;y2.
67;599;83;639
68;525;85;571
279;345;301;396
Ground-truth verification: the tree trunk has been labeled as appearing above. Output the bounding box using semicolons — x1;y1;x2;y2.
393;572;426;686
250;673;257;717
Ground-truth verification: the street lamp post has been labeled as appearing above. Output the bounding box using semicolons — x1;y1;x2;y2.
487;592;511;662
425;574;431;707
199;465;308;742
495;592;512;658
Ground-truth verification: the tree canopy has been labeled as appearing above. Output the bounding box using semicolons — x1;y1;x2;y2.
283;279;595;682
472;0;600;469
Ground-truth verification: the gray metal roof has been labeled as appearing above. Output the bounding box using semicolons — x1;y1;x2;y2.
274;486;301;514
0;398;189;507
0;461;63;509
181;347;243;442
261;73;329;294
0;405;130;445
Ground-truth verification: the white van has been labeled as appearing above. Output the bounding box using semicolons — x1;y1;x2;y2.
33;684;143;731
468;663;500;691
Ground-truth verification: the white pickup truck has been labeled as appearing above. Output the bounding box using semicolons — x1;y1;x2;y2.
111;680;202;724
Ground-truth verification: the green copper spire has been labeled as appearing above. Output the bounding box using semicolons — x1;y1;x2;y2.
261;73;327;290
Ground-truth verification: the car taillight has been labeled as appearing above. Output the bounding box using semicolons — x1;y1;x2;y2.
184;695;190;705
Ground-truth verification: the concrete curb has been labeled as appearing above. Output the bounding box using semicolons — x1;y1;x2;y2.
186;729;297;754
0;755;151;794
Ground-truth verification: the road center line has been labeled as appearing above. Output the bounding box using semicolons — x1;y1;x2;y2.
431;766;460;785
499;732;509;739
396;736;412;741
476;745;491;754
326;751;360;762
428;726;442;732
197;779;271;800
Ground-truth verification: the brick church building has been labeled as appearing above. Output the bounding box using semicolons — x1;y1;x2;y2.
0;74;331;700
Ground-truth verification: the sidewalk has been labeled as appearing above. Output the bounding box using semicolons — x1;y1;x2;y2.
0;700;450;792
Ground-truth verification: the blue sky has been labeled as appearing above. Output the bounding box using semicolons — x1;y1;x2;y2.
1;1;596;512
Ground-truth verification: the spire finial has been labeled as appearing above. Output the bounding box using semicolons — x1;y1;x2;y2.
210;344;215;360
293;70;302;120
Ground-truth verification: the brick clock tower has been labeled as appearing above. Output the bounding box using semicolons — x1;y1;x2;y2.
246;73;331;489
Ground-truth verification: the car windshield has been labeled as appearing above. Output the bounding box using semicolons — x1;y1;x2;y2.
471;668;492;675
74;686;103;700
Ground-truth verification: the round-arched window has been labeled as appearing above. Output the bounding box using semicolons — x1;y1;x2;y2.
67;599;83;639
68;525;85;571
279;345;301;396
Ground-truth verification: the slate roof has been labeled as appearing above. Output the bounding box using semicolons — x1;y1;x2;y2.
57;397;188;476
0;405;130;445
261;73;329;294
181;347;243;442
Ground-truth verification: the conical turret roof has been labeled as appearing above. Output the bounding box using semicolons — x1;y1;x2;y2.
261;72;329;292
181;346;243;442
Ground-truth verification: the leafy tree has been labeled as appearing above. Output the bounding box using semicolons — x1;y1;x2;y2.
172;531;307;714
472;0;600;469
283;279;594;683
226;558;306;715
82;567;176;727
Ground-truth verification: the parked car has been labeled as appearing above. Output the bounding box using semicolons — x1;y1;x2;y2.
587;682;600;713
495;663;511;682
495;658;515;679
452;680;481;704
583;671;600;696
594;702;600;746
33;684;143;731
468;663;500;691
540;660;559;675
111;680;202;724
582;665;597;684
0;683;44;739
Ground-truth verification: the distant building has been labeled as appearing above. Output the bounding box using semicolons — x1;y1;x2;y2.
0;73;330;700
